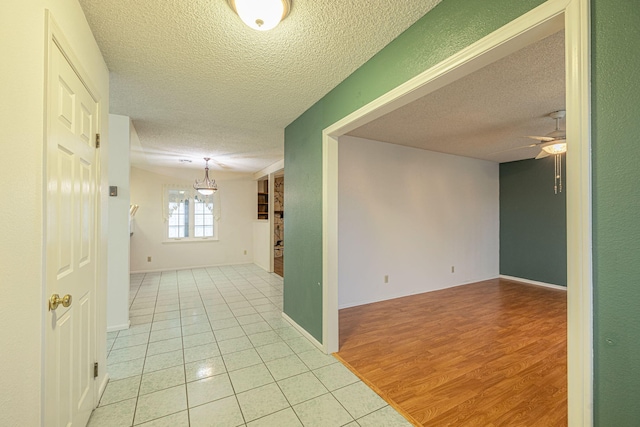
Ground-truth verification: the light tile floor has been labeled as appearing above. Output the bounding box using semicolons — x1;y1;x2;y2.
90;264;411;427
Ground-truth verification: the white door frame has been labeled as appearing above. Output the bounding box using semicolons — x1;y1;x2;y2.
321;0;592;424
254;159;285;273
44;10;104;416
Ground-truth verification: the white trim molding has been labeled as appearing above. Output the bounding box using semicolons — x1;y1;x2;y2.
564;0;593;424
97;374;109;408
106;321;131;333
130;262;254;274
282;312;324;351
253;159;284;180
322;133;340;354
499;275;568;291
322;0;592;424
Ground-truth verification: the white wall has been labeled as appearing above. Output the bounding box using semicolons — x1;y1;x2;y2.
252;159;285;273
338;136;499;308
107;115;132;331
0;1;109;424
253;221;271;271
130;167;255;272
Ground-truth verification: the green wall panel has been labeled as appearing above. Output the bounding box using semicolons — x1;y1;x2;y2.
592;0;640;424
500;157;567;286
285;0;640;420
284;0;546;343
283;102;326;340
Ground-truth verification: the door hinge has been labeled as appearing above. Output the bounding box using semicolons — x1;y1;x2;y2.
94;362;99;378
95;133;100;148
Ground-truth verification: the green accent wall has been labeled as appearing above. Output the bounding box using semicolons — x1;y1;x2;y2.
284;0;640;422
284;0;547;342
500;157;567;286
592;0;640;424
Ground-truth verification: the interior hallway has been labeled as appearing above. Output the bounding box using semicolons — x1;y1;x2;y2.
337;278;567;426
92;265;410;426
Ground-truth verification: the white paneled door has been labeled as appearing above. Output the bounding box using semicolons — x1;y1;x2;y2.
45;40;99;427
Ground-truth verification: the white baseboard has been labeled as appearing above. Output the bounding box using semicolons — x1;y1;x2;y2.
107;320;131;333
499;274;567;291
281;312;324;352
130;261;254;274
254;261;271;273
337;275;565;309
337;278;494;309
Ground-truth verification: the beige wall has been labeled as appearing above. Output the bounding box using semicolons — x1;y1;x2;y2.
0;1;109;424
130;167;256;272
107;114;133;331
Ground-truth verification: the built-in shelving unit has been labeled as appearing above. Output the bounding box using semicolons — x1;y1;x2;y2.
258;192;268;219
258;179;269;220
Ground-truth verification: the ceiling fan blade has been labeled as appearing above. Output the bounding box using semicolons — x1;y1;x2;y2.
546;129;566;138
488;143;539;156
535;150;551;159
527;136;555;142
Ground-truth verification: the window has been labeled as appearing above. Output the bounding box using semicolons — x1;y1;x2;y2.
165;188;217;241
193;198;214;237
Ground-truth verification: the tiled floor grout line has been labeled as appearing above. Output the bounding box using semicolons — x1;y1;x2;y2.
138;271;170;426
129;271;152;426
223;270;259;426
177;270;191;427
170;272;187;425
240;288;328;424
202;269;249;426
95;265;405;427
107;273;156;423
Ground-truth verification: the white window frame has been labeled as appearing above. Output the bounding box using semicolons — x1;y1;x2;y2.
163;186;219;242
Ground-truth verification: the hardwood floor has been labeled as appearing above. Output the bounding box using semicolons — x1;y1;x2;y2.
336;278;567;426
274;255;283;277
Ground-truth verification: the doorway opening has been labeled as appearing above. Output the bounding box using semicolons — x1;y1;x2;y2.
274;173;285;277
322;0;591;424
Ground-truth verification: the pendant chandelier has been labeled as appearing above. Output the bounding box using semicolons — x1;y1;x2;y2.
193;158;218;195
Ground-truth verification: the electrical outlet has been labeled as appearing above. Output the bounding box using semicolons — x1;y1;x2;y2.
147;256;152;262
384;275;389;283
451;266;455;273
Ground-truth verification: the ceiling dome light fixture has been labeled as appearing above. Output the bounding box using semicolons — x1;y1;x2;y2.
194;158;218;195
541;139;567;155
227;0;291;31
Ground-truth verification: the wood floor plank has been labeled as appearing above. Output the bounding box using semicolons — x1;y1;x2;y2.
274;256;283;277
336;278;567;426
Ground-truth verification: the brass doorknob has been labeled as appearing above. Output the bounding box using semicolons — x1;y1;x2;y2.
49;293;72;311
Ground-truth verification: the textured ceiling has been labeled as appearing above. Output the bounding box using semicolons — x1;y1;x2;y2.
348;31;566;164
78;0;443;174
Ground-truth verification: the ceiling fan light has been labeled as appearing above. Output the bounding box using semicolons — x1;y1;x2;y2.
228;0;291;31
541;140;567;155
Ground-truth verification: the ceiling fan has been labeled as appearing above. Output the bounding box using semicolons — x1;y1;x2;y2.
525;109;568;194
488;110;567;194
526;110;567;159
489;110;567;160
